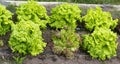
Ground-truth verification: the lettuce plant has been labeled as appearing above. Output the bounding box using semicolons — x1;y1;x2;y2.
82;6;118;31
82;28;118;60
52;29;80;59
9;21;46;56
16;1;49;28
50;3;81;59
0;4;13;35
50;3;81;29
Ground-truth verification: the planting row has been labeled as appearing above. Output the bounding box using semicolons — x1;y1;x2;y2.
0;1;118;60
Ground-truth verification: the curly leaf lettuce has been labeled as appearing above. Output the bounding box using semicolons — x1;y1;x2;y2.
9;21;46;56
82;6;118;31
82;28;118;60
0;4;13;35
52;29;80;59
50;3;81;29
16;1;49;28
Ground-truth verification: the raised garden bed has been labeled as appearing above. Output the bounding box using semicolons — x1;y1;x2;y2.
0;1;120;64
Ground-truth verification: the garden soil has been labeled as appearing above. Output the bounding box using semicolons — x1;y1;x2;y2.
0;3;120;64
0;28;120;64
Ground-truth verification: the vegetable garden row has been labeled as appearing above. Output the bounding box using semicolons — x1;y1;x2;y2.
0;0;119;62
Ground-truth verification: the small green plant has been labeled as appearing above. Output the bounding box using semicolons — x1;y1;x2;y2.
0;40;3;47
82;6;118;31
16;1;49;28
82;28;118;60
50;3;81;29
0;4;13;35
13;56;25;64
9;21;46;56
52;29;80;59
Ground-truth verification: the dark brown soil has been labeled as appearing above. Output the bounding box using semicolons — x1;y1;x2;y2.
0;28;120;64
0;3;120;64
23;29;120;64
